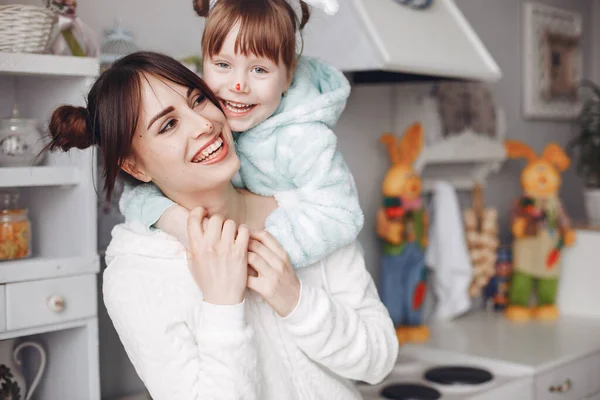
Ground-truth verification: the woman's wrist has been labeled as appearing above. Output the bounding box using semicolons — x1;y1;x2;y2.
203;292;245;307
201;299;246;332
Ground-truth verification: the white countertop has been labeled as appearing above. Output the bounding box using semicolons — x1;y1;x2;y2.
405;311;600;373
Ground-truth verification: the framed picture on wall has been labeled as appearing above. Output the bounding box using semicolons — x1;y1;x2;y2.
522;2;583;120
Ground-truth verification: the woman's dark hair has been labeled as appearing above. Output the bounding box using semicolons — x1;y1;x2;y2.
45;51;222;202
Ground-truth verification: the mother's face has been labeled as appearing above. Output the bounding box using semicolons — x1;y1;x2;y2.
124;74;240;197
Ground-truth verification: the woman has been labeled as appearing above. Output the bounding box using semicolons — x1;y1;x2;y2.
46;51;398;400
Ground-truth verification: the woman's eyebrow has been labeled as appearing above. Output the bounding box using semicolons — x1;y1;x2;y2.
147;106;175;129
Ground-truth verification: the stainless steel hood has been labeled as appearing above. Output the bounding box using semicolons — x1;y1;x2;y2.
302;0;502;82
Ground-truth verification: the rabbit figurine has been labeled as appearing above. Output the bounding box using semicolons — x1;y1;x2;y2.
376;122;429;344
504;140;575;322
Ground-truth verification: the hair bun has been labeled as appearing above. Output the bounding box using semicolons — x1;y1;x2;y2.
48;105;92;152
193;0;210;17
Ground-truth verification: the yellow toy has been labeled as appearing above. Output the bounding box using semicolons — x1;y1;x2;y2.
504;140;575;322
377;122;429;344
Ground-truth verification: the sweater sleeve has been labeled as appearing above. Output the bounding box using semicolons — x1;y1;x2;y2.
280;242;398;384
266;124;364;269
119;181;176;230
103;261;260;400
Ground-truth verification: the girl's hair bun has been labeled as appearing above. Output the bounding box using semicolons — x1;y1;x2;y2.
193;0;210;17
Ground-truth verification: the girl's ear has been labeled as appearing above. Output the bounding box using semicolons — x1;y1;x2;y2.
284;63;296;94
121;156;151;183
541;143;570;172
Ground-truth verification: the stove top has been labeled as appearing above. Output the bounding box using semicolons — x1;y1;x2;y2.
356;346;532;400
380;383;441;400
424;366;493;385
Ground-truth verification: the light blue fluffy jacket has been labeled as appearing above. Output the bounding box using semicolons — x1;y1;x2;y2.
119;56;364;268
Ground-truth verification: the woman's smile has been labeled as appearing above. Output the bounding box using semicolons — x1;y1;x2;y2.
191;133;229;165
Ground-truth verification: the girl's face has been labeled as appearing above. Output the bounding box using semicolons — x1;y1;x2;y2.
124;74;240;197
202;23;292;133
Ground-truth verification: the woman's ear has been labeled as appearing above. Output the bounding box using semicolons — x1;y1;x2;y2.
121;157;151;183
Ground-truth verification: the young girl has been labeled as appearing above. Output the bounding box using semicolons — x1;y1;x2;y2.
120;0;363;268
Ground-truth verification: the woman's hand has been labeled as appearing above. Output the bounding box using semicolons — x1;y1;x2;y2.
246;230;301;317
186;207;249;306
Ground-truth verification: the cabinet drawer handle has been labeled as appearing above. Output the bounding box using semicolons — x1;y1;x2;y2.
47;295;65;313
549;378;572;393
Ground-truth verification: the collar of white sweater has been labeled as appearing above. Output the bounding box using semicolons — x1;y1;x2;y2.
106;223;186;260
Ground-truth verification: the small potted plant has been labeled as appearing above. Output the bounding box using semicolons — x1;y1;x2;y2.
569;80;600;226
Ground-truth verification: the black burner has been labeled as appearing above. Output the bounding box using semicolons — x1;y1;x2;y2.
423;366;493;385
380;383;441;400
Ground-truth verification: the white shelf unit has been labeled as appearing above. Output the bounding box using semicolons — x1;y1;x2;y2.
0;166;81;187
0;52;100;400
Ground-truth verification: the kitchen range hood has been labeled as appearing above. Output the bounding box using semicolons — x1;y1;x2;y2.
302;0;501;83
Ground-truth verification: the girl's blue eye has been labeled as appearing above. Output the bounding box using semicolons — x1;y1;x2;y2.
159;119;177;134
252;67;267;74
217;62;230;69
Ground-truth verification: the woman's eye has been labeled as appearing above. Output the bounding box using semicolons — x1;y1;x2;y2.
159;119;177;134
193;94;207;107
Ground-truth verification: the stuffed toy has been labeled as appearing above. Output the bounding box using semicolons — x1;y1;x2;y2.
504;140;575;322
377;122;429;344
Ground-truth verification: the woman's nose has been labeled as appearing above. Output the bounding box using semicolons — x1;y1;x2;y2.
188;113;214;139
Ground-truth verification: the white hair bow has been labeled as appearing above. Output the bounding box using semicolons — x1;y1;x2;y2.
208;0;339;19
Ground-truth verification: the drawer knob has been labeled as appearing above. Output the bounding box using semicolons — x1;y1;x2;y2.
47;295;65;313
549;378;572;393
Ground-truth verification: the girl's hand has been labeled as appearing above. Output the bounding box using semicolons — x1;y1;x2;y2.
187;207;249;306
246;230;301;317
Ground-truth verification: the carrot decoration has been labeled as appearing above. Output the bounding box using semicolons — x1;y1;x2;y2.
546;237;564;269
412;281;426;310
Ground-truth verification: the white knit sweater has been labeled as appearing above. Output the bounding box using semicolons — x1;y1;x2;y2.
103;224;398;400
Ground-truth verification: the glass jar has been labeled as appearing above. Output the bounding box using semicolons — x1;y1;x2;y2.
0;190;31;260
0;103;46;167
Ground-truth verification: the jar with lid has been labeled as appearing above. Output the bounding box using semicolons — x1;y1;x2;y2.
0;189;31;260
0;103;46;167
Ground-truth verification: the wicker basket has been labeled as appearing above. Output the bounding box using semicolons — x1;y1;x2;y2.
0;5;57;53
